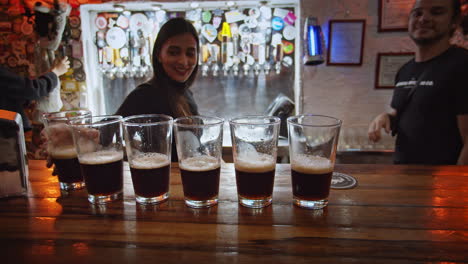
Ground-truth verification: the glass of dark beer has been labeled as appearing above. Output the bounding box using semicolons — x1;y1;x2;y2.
229;116;280;208
123;114;173;204
287;115;342;209
174;116;224;208
42;110;91;191
70;115;124;204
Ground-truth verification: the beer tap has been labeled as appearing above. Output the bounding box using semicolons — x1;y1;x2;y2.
243;63;250;76
221;23;233;76
230;22;240;77
209;44;220;77
264;61;271;75
232;54;240;76
114;49;124;79
263;29;272;75
274;43;283;74
221;36;229;76
252;44;260;76
199;44;210;77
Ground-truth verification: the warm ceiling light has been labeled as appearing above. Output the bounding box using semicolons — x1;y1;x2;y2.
190;2;200;8
227;1;235;7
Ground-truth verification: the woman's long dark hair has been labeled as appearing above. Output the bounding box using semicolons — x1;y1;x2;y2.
150;18;199;118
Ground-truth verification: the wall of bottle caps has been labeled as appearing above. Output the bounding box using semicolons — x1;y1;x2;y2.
0;0;85;111
92;3;298;79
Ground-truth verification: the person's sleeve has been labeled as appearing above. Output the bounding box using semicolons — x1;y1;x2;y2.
0;67;58;101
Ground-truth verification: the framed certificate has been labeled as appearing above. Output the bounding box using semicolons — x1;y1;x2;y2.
375;52;414;89
378;0;414;32
327;19;366;66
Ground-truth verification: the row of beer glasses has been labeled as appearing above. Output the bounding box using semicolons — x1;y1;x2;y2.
43;112;341;210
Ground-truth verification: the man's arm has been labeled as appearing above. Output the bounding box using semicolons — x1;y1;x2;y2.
457;115;468;165
1;57;69;101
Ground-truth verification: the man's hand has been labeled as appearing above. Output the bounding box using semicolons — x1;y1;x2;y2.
51;56;70;77
368;112;393;142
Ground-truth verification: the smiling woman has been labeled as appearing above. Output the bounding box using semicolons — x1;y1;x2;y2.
115;18;200;119
158;32;198;83
115;18;200;161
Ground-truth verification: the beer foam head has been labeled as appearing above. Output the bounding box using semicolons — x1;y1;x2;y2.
179;155;220;171
50;145;77;159
79;150;123;165
130;152;170;169
291;155;333;174
235;153;276;173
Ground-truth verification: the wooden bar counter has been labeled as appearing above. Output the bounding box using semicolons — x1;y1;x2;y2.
1;160;467;263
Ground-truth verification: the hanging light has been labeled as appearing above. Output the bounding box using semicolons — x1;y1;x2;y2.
303;17;325;66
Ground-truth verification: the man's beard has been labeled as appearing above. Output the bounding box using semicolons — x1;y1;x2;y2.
410;32;447;46
409;25;455;46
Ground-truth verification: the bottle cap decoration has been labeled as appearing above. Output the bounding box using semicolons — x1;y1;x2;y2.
273;8;289;19
271;17;284;31
202;11;212;23
202;24;217;43
213;16;222;28
95;16;107;30
117;15;129;29
284;11;297;25
225;10;245;24
106;27;127;49
130;13;148;31
248;8;260;18
260;6;272;19
221;22;232;38
282;40;294;55
282;25;296;40
87;5;297;79
69;16;81;28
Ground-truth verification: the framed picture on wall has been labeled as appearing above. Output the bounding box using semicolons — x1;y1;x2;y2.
327;19;366;66
375;52;414;89
378;0;414;32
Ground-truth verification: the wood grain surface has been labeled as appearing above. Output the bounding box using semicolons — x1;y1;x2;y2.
0;160;467;263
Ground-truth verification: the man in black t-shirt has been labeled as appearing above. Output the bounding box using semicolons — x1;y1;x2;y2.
368;0;468;165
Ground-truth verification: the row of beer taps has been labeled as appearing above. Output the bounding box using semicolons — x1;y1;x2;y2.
201;39;287;77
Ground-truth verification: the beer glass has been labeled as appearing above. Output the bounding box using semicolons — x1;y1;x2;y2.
42;110;91;190
174;116;223;208
229;116;280;208
70;115;124;204
287;114;342;209
123;114;173;204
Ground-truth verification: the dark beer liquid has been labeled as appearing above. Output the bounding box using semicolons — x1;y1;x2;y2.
235;169;275;199
80;160;123;196
130;165;170;198
52;157;83;183
180;168;220;201
291;170;332;200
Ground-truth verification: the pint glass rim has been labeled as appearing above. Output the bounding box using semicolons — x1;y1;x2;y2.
174;115;224;128
287;114;342;128
42;110;92;124
123;114;173;127
69;115;123;127
229;115;281;126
